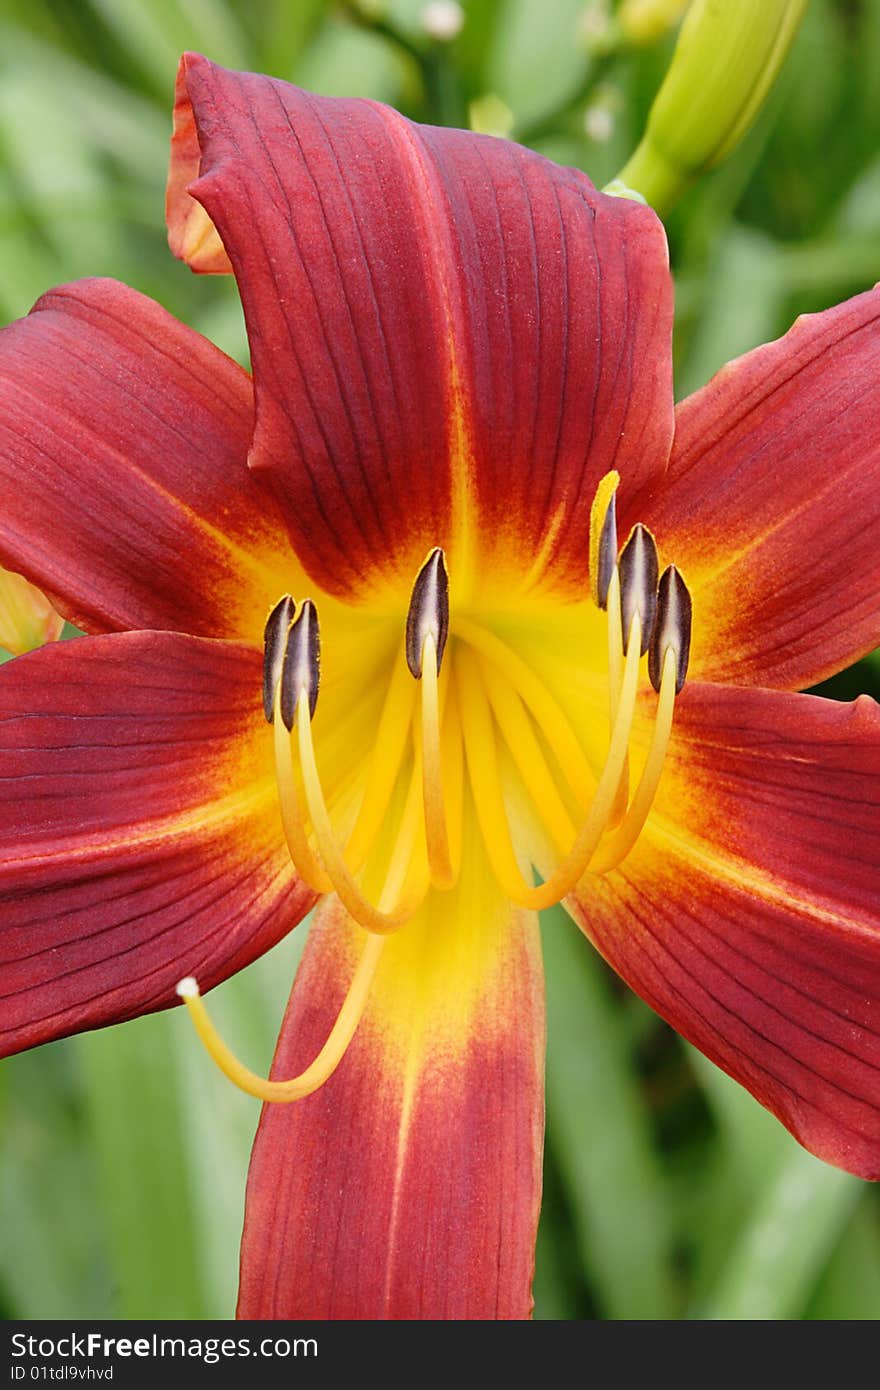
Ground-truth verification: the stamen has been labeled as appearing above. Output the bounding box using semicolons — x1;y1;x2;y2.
605;564;629;828
405;547;449;678
590;466;625;812
593;569;691;872
273;682;332;892
297;691;429;934
589;469;620;610
404;550;454;889
457;612;642;911
266;596;331;890
269;597;429;922
649;565;692;695
280;599;320;731
174;931;385;1103
618;524;659;656
591;645;677;874
606;566;623;705
262;595;294;722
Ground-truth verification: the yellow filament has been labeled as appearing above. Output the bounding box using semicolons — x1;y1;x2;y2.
457;614;642;911
591;645;676;873
606;566;629;828
453;615;594;807
478;654;576;856
297;693;429;934
606;567;623;720
420;633;455;889
175;691;433;1103
343;646;415;871
176;933;384;1102
273;685;332;893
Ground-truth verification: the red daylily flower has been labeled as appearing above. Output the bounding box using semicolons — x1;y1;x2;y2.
1;55;879;1321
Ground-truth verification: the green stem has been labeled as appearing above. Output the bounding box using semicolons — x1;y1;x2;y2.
614;135;694;215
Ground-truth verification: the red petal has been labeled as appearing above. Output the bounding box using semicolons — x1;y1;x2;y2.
0;277;295;640
0;632;313;1055
171;55;673;602
570;684;880;1178
642;288;880;689
167;59;234;274
238;883;545;1319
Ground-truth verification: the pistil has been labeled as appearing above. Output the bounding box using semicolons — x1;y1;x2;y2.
175;934;385;1103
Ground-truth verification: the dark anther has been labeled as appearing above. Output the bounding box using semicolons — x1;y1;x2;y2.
405;548;449;679
263;595;295;723
618;524;659;655
280;599;321;730
649;566;692;694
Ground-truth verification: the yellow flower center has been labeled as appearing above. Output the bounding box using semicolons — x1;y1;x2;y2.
177;472;692;1101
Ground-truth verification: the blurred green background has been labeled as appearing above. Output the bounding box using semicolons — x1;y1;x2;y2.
1;0;879;1321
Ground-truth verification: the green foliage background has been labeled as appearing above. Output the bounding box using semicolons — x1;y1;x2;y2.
1;0;878;1321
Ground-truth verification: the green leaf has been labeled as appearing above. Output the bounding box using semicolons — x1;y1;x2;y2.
487;0;592;128
0;1043;111;1318
697;1146;860;1319
676;224;784;398
173;931;308;1317
541;906;674;1318
75;1012;207;1318
805;1194;880;1320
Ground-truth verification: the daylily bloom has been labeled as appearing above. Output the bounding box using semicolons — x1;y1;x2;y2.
1;55;879;1322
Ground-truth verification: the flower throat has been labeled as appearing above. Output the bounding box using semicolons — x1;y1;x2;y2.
177;472;692;1101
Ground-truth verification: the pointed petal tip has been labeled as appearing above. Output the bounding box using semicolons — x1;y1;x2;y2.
167;54;233;274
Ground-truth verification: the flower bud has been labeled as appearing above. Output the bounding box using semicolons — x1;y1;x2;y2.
0;568;64;656
618;0;687;47
615;0;808;215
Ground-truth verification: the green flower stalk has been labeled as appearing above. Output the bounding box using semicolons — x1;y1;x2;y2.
615;0;808;215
